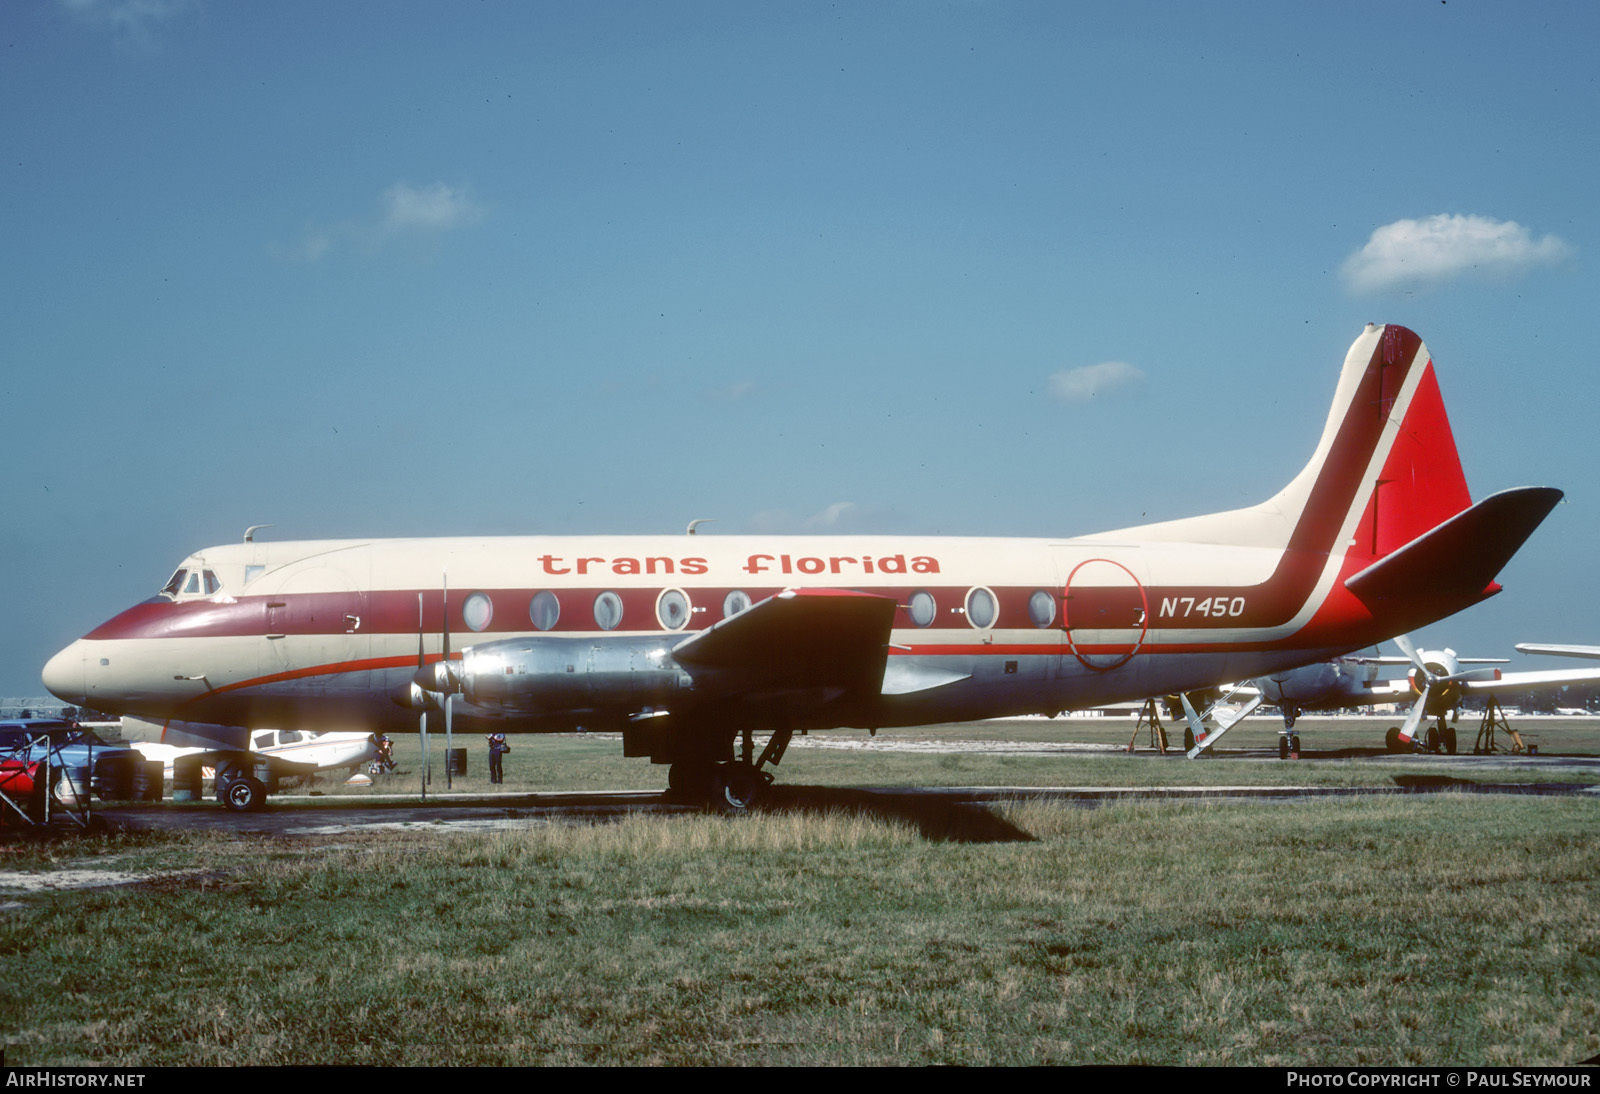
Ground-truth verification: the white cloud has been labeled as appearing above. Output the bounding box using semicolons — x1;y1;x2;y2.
378;182;486;234
706;380;759;402
1342;214;1573;294
745;501;905;535
274;181;485;263
58;0;197;46
1048;361;1144;404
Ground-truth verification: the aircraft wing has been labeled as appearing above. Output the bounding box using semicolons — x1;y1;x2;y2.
1462;667;1600;692
130;744;320;778
672;588;897;698
1515;643;1600;660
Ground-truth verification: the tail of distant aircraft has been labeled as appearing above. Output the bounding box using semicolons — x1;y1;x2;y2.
1114;323;1560;638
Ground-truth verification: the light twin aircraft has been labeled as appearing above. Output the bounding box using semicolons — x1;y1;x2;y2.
1179;635;1600;759
118;722;381;808
42;324;1562;809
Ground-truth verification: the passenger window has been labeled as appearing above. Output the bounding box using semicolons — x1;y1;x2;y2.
530;591;560;631
594;591;623;631
1028;590;1057;628
463;592;494;632
909;591;936;627
656;589;690;630
965;587;997;629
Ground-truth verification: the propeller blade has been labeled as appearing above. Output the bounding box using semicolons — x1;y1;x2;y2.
1393;633;1428;673
440;572;453;693
1396;682;1432;744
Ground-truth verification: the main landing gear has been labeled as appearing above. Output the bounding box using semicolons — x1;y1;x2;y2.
666;725;793;813
1274;706;1303;760
1383;718;1458;754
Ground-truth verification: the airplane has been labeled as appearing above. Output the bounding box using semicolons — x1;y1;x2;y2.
1179;635;1600;758
119;720;380;802
41;324;1563;811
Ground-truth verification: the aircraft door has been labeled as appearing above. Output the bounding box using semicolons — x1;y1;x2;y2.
263;567;370;693
1062;557;1149;671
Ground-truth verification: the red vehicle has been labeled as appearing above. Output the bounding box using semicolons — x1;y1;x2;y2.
0;759;45;825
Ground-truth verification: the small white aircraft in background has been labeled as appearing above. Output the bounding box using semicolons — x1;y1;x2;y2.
1180;635;1600;758
121;720;379;806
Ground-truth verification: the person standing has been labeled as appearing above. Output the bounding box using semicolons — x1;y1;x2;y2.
486;731;509;784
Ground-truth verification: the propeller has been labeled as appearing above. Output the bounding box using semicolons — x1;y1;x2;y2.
1391;634;1500;747
393;578;461;791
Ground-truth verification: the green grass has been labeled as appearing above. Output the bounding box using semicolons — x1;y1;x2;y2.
1;795;1596;1066
294;716;1600;800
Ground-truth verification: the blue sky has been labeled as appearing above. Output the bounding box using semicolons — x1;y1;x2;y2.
4;1;1597;700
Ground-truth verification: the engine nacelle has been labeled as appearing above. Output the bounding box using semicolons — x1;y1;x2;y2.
459;636;693;716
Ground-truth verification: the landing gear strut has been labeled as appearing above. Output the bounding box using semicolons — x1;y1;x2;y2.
666;725;793;813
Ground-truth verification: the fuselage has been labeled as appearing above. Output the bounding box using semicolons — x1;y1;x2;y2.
42;529;1390;737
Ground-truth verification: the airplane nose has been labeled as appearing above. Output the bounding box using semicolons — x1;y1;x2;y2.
42;643;87;707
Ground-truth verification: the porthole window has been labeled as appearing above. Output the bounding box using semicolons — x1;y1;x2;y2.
1028;590;1057;628
909;590;937;628
529;590;560;631
723;590;752;618
965;587;997;629
593;591;624;631
656;589;690;631
463;592;494;632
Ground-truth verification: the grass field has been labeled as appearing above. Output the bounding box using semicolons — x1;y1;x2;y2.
1;717;1595;1066
306;715;1600;798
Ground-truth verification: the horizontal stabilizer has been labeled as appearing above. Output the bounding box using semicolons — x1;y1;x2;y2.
1344;486;1563;621
673;588;896;696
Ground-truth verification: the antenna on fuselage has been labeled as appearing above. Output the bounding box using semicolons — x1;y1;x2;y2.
686;519;716;535
243;525;274;543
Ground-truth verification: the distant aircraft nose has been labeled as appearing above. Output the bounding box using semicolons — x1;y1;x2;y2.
42;642;87;707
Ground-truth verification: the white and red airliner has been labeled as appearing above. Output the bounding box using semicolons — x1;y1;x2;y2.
42;325;1561;809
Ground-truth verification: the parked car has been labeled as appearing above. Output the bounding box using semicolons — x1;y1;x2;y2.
0;719;139;808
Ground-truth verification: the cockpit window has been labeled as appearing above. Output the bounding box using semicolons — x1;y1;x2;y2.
162;566;223;599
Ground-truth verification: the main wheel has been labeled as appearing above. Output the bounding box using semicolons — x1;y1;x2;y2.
1183;728;1195;752
710;762;763;814
1279;735;1290;761
221;775;266;812
666;760;716;802
1442;725;1457;754
1385;727;1402;753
